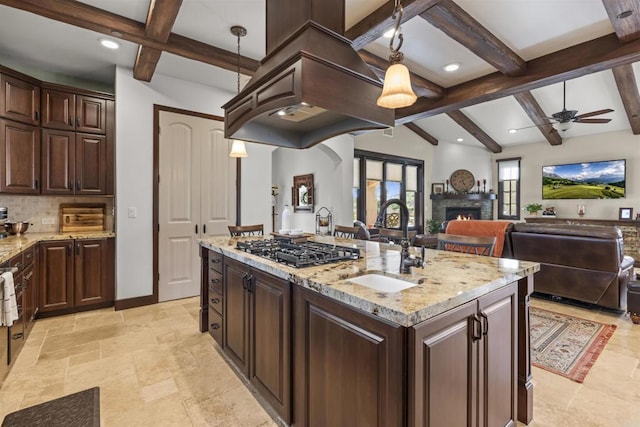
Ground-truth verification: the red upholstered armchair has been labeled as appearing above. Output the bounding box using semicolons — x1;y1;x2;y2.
444;220;514;257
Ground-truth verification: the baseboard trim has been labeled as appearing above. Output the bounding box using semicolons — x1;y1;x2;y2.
114;295;156;311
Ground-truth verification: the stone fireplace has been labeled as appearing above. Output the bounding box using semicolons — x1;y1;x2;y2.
430;193;496;222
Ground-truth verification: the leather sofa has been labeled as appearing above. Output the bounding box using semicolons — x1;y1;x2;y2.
508;223;634;310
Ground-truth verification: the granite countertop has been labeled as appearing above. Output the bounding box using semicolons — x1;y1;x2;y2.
0;231;115;265
199;235;540;327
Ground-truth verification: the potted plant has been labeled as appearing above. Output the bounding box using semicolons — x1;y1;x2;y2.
523;203;543;215
427;219;442;235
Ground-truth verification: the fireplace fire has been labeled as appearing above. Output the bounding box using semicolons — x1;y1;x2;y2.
446;207;481;221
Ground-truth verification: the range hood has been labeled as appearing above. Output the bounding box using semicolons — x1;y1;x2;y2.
222;0;395;149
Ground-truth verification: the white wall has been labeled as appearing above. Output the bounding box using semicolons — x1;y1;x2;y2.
431;143;493;194
272;134;354;232
240;143;277;233
495;130;640;220
115;66;269;300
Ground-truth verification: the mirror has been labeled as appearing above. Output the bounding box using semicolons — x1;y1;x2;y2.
292;174;314;212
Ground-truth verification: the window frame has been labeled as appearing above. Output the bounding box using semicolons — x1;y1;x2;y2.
496;157;521;220
354;149;424;232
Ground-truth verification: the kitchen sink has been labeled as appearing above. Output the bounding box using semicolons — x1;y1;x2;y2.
348;274;418;293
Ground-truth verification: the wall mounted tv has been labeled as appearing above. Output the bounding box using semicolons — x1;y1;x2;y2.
542;159;625;199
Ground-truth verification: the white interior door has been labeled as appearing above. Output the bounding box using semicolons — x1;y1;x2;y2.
158;111;236;302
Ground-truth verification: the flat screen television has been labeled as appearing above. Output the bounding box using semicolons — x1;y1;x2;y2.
542;159;625;199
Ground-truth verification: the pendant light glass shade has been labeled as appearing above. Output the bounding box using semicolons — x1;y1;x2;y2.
229;139;248;158
376;62;417;109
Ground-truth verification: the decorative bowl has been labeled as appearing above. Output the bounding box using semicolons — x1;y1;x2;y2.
4;221;30;235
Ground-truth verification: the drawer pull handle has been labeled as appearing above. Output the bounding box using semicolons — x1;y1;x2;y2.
210;259;221;264
210;323;220;330
210;297;220;304
210;278;221;284
12;332;24;340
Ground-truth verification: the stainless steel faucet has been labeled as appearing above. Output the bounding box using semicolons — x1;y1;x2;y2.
374;199;423;273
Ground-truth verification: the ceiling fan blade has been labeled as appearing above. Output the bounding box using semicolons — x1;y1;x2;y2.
574;109;614;119
574;118;612;124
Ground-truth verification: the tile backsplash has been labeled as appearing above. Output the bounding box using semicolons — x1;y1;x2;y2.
0;195;115;233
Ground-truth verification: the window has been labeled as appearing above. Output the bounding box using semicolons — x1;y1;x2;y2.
497;158;520;219
354;150;424;231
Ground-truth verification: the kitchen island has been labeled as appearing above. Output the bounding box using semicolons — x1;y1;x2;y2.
199;236;539;426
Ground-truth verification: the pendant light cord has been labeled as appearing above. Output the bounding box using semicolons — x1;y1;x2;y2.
388;0;404;63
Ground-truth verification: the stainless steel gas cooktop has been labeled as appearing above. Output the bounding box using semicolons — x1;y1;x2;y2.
236;239;360;268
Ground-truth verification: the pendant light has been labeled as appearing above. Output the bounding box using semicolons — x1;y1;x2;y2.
229;25;248;158
376;0;417;109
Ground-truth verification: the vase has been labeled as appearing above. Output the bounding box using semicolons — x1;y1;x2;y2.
281;205;291;230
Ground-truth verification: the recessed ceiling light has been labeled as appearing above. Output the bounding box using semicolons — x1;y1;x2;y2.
277;110;287;116
443;62;461;72
456;137;464;142
98;38;119;49
508;128;517;134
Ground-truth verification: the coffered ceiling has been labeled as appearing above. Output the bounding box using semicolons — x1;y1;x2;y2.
1;0;639;152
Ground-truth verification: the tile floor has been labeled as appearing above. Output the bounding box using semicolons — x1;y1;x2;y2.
0;296;638;426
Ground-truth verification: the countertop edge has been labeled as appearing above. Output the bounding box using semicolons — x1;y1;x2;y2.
0;232;115;264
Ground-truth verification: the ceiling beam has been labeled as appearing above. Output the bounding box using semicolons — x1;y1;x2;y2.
512;91;562;146
346;0;440;50
419;0;525;76
405;123;438;145
0;0;260;76
602;0;640;42
612;64;640;134
358;50;445;99
134;0;183;82
446;111;501;153
396;33;640;123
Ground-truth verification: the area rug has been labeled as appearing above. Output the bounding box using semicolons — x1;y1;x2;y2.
529;307;616;383
1;387;100;427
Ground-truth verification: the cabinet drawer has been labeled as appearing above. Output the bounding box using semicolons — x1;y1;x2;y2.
208;250;223;272
208;269;223;294
208;289;223;315
208;309;223;345
22;245;36;268
8;253;24;273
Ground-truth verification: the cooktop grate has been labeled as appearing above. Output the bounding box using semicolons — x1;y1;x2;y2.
236;239;360;268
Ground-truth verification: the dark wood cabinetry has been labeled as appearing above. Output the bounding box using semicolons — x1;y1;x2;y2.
39;238;114;314
292;285;405;427
223;257;292;424
0;118;40;193
0;243;39;376
0;66;115;195
0;74;40;126
41;129;107;194
42;89;106;135
409;282;517;427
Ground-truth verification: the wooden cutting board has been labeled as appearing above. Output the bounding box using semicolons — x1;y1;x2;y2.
60;203;106;232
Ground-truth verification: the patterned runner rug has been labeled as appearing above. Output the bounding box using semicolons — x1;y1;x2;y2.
529;307;616;383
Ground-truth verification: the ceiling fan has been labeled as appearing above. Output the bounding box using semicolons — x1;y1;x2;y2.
514;81;614;133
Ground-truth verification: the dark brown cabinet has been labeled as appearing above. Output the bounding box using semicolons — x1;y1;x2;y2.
206;249;224;344
42;88;106;135
409;282;517;427
292;285;405;427
41;129;107;195
0;118;40;194
0;74;40;126
223;257;291;424
39;238;114;314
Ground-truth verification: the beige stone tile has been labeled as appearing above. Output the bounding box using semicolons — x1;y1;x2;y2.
37;340;100;363
2;358;68;390
132;346;196;386
176;363;245;405
29;313;75;334
567;386;640;426
140;378;179;403
73;310;124;331
530;367;582;409
98;374;144;417
68;349;101;367
103;395;191;427
40;323;130;353
100;329;159;358
66;353;136;391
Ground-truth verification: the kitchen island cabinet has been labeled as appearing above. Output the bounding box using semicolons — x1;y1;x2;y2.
222;256;292;424
200;236;539;426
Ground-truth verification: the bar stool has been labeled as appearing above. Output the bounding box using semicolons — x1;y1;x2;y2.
436;233;497;256
333;225;359;239
228;224;264;236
